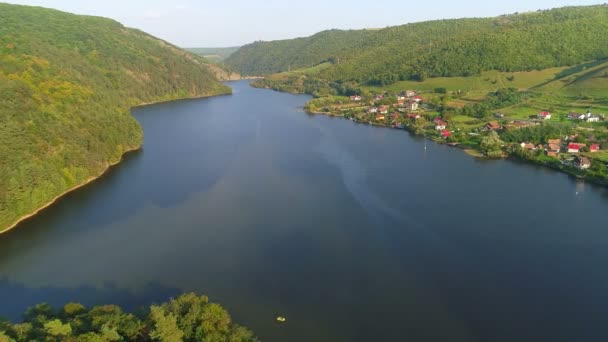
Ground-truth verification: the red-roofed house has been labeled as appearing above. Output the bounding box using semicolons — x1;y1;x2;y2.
485;121;502;131
538;111;552;120
441;130;452;138
378;105;389;114
350;95;362;102
414;96;423;103
568;143;586;153
375;114;385;121
406;113;420;120
591;144;601;153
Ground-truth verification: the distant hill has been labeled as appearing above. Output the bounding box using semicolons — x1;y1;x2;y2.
226;5;608;84
0;3;230;231
187;47;240;63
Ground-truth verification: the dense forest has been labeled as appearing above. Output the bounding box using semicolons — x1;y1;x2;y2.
0;293;258;341
226;5;608;83
0;4;231;231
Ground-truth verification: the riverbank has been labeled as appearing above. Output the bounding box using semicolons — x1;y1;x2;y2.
1;91;233;234
305;109;608;187
0;146;141;235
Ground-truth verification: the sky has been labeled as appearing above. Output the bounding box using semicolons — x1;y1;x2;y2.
3;0;604;47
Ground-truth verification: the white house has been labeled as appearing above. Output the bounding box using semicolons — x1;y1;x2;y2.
406;101;419;112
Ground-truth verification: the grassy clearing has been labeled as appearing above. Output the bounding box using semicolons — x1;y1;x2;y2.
362;67;569;93
269;62;333;80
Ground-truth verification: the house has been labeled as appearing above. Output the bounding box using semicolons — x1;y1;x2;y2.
575;156;591;170
587;116;601;123
374;94;384;101
414;96;423;103
485;121;502;131
441;130;452;139
435;121;447;130
494;113;505;118
367;107;378;114
568;143;586;153
568;112;585;120
406;101;419;111
548;139;562;146
375;114;385;121
397;99;405;106
405;90;416;98
396;95;406;101
591;144;601;153
433;117;444;124
521;143;536;151
350;95;362;102
378;105;389;114
538;111;552;120
406;113;420;120
547;143;561;157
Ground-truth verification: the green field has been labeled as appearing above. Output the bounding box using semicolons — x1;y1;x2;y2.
186;46;240;62
362;67;568;94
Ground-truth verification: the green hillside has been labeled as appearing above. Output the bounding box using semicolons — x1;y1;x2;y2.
226;5;608;83
187;47;240;62
536;60;608;97
0;3;231;231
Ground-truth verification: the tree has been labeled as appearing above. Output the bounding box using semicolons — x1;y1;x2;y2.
413;117;428;135
149;306;184;342
480;131;504;158
63;303;87;318
43;319;72;337
0;331;16;342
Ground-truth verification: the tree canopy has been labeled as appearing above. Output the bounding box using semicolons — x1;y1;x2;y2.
227;5;608;84
0;293;258;342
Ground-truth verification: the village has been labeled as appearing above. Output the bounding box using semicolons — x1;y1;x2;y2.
307;90;608;179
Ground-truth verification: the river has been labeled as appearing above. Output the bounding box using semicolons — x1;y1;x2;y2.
1;80;607;341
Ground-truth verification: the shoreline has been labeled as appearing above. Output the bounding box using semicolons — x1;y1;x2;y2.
306;110;608;187
132;91;232;109
1;91;232;235
0;146;141;235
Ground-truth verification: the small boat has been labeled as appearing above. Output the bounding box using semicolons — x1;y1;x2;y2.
276;316;286;323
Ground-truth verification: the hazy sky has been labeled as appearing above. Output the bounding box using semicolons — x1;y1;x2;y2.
3;0;604;47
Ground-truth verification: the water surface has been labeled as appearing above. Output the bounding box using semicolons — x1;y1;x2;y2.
1;80;608;341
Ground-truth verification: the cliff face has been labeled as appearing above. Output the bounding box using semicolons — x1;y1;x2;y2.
207;63;242;81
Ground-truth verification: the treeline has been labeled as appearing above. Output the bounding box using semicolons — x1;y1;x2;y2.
227;5;608;84
0;293;257;341
0;4;230;230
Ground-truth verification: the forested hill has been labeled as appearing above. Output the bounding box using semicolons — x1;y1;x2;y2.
226;5;608;83
0;3;230;231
